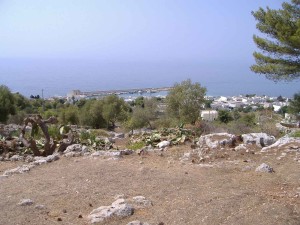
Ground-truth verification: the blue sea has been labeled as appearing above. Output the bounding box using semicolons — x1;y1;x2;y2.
0;58;299;98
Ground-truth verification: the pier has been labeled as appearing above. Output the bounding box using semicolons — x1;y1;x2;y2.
67;87;172;99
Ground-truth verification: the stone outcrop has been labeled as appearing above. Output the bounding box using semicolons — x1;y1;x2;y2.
255;163;274;173
242;133;276;148
197;133;237;149
18;199;34;206
157;141;170;149
4;165;31;176
261;137;300;152
88;198;134;224
131;196;152;209
88;196;152;224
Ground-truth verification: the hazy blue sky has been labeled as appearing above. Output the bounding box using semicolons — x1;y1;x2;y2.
0;0;298;97
0;0;282;61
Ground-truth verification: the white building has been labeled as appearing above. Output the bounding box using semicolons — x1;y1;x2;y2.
201;110;218;121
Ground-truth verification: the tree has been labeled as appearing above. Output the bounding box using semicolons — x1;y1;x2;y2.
125;107;148;133
288;92;300;117
102;95;129;128
0;85;16;123
166;79;206;124
80;100;106;128
218;110;233;124
251;0;300;81
62;105;79;125
124;98;158;132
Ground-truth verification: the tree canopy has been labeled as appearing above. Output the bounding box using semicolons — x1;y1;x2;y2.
288;92;300;116
166;79;206;124
0;85;16;123
251;0;300;81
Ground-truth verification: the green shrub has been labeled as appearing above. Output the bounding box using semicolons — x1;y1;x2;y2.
290;131;300;138
126;141;145;150
48;125;61;140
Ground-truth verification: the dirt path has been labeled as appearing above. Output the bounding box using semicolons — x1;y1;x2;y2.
0;150;299;225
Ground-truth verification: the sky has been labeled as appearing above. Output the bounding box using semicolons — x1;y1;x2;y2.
0;0;299;97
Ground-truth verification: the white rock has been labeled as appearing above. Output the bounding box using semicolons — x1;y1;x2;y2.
242;133;276;148
34;156;45;161
18;199;34;206
235;144;247;151
33;159;47;165
91;151;121;158
88;198;134;224
65;144;83;153
10;155;23;161
45;153;60;162
64;152;81;157
180;152;191;162
157;141;170;149
197;133;236;149
115;133;125;138
255;163;274;173
261;137;300;152
127;221;150;225
25;155;34;162
82;145;89;153
132;196;152;208
4;165;30;176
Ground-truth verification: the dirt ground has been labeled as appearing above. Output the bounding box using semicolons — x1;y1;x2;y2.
0;146;299;225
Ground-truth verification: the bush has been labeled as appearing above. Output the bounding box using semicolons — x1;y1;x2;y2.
126;141;145;150
218;110;233;124
290;131;300;138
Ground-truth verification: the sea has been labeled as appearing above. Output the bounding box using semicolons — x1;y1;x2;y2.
0;58;299;98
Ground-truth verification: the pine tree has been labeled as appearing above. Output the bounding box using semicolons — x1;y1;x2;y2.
251;0;300;81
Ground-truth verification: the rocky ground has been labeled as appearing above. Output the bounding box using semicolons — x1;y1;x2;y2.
0;133;300;225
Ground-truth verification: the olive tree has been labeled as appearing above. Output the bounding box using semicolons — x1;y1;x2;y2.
166;79;206;124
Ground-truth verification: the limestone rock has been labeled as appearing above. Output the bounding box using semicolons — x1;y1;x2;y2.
261;137;300;152
197;133;236;149
88;198;134;224
64;152;82;157
131;196;152;209
18;199;34;206
65;144;84;153
4;165;30;176
234;144;247;151
33;159;47;165
242;133;276;148
157;141;170;149
115;133;125;138
91;151;121;158
255;163;274;173
127;221;150;225
45;153;60;162
10;155;23;161
25;155;34;163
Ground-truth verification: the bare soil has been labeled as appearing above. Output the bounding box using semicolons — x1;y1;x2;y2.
0;146;299;225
